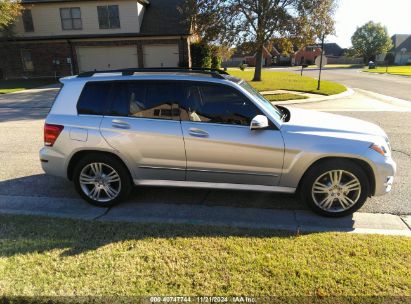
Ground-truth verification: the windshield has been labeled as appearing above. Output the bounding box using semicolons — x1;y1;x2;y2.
239;81;284;122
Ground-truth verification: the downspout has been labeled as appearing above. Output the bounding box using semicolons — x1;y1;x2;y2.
67;39;77;75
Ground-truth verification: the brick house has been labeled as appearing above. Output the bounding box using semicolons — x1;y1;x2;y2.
224;46;277;67
0;0;192;79
293;45;322;65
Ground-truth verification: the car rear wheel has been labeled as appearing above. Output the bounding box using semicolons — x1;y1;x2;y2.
300;160;369;217
73;154;132;207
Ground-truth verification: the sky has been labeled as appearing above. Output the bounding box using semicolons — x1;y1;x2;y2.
329;0;411;48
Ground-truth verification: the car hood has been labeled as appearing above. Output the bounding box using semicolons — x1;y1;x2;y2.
281;107;387;139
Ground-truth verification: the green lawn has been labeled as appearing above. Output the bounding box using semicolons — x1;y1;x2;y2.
263;93;308;102
363;66;411;76
0;214;410;298
0;79;58;94
323;64;365;69
229;69;346;96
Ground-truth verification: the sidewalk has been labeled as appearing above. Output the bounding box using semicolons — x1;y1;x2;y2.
0;195;410;236
263;88;411;112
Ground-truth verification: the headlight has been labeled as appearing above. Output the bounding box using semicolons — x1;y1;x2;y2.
370;144;390;156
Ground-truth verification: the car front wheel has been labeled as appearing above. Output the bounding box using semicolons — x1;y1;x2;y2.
73;154;132;207
300;160;370;217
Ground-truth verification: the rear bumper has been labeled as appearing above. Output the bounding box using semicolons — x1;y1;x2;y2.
39;147;67;179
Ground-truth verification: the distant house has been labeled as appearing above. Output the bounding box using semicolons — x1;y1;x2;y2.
0;0;192;79
390;34;411;65
293;45;322;65
293;43;362;65
224;46;276;67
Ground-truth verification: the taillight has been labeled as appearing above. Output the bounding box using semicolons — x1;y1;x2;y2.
44;123;64;147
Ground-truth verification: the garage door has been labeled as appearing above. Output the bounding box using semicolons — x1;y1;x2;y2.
143;44;179;68
77;46;138;72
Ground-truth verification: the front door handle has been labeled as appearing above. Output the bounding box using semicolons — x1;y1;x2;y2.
112;119;130;129
188;128;209;138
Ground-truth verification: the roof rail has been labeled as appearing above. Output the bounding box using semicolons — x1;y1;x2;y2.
77;67;230;79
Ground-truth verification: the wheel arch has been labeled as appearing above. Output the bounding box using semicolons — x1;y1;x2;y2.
296;156;376;196
67;150;133;182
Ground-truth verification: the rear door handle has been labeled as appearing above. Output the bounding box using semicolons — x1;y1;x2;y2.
112;119;130;129
188;128;209;138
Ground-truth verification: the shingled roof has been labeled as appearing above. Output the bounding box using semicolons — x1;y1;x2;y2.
21;0;149;4
392;34;411;52
140;0;191;36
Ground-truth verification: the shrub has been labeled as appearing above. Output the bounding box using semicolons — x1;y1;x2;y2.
239;63;248;71
190;43;212;68
211;55;222;69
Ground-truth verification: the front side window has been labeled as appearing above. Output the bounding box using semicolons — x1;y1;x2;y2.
109;81;180;120
77;82;112;115
97;5;120;29
60;7;82;30
21;50;34;71
239;81;283;122
180;83;262;126
22;9;34;32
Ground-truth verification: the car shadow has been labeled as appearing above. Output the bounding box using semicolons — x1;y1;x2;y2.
0;174;356;257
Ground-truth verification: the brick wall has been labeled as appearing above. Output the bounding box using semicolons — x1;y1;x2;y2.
0;37;191;79
0;41;73;79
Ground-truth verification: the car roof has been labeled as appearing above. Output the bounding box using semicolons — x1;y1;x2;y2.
60;70;243;84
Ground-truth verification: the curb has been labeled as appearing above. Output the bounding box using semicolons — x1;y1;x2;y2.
262;87;354;106
0;195;410;237
360;70;411;79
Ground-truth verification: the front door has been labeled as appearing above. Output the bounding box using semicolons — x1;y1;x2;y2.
179;82;284;186
100;81;186;181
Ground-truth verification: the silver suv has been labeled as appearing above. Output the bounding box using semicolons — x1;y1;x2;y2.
40;68;396;217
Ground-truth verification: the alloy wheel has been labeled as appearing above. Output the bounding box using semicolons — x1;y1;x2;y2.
311;170;362;213
79;162;122;203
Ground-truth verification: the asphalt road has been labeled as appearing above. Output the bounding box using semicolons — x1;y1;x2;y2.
288;67;411;101
0;86;410;215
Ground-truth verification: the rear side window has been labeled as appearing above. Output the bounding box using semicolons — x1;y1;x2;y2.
77;82;111;115
109;81;181;120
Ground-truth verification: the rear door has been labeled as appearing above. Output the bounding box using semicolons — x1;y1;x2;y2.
100;81;186;181
179;82;284;186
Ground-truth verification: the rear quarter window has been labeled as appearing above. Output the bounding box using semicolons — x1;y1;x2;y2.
77;82;112;115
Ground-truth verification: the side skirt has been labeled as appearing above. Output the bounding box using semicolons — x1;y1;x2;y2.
133;179;296;193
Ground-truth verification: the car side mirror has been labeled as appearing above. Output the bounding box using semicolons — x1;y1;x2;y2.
250;115;269;130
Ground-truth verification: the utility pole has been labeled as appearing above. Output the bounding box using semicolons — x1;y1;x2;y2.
317;34;325;91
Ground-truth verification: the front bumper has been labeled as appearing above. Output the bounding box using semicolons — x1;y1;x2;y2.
367;153;396;196
39;147;67;179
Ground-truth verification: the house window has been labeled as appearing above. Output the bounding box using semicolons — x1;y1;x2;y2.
60;7;82;30
21;50;34;71
97;5;120;29
22;9;34;32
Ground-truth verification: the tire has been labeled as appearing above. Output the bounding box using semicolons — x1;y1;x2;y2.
300;159;370;217
73;153;132;208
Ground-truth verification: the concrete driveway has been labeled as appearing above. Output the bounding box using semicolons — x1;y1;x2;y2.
0;85;410;234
